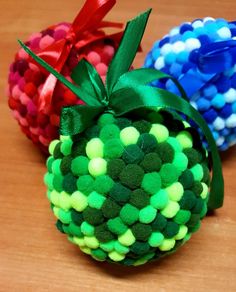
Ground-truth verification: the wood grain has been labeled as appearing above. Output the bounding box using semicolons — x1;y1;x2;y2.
0;0;236;291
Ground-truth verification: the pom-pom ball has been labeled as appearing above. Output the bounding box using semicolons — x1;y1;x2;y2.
7;1;122;154
44;111;211;266
144;17;236;151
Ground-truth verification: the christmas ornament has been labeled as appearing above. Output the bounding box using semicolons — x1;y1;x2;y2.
8;0;123;153
144;17;236;151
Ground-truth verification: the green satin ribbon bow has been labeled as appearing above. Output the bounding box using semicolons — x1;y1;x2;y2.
19;9;224;210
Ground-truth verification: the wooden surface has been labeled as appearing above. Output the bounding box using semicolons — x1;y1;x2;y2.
0;0;236;291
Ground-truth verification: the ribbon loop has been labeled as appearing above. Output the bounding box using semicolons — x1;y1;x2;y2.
178;40;236;97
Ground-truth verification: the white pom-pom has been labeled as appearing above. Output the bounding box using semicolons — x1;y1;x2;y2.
217;27;232;39
192;20;204;28
160;43;173;55
226;114;236;128
224;88;236;103
185;38;201;51
154;57;165;70
172;41;186;53
212;117;225;130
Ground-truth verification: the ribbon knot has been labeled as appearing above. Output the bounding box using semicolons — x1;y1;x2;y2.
65;30;77;44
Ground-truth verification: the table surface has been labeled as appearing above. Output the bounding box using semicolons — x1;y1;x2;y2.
0;0;236;291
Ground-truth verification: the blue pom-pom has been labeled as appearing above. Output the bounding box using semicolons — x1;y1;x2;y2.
144;17;236;150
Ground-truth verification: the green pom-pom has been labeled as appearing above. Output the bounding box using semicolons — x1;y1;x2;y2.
83;207;104;225
104;139;124;159
101;198;121;218
98;113;116;127
149;123;169;142
139;205;157;223
176;131;193;149
91;248;107;260
162;221;180;238
52;159;62;175
202;164;211;183
119;164;144;189
86;138;104;159
95;224;115;242
183;148;201;168
94;175;114;194
133;120;151;133
160;163;178;186
141;172;161;195
120;126;140;146
179;170;194;189
71;156;89;176
137;133;157;153
76;175;94;195
53;175;63;192
191;198;204;214
100;124;120;142
107;217;128;235
179;190;197;210
115;117;132;129
71;209;83;225
131;223;152;241
81;221;95;236
107;159;125;180
122;144;144;164
120;204;139;225
140;153;162;172
62;173;77;194
60;156;73;175
150;189;169;209
109;183;131;203
151;213;167;231
191;181;203;196
129;189;150;209
156;142;174;163
88;191;106;209
88;158;107;177
130;241;150;255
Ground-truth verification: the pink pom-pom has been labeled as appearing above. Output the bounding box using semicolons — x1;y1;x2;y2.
39;35;55;50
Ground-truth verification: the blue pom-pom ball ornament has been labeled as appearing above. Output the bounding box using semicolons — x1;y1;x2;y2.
144;17;236;151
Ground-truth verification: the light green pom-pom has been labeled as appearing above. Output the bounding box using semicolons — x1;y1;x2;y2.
120;126;140;145
86;138;104;159
149;124;169;142
88;158;107;177
176;131;193;149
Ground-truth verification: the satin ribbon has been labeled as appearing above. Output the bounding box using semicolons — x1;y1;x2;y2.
34;0;123;112
19;9;224;210
179;38;236;97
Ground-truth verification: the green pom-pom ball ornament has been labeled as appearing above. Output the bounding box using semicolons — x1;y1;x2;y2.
20;9;224;266
45;111;210;265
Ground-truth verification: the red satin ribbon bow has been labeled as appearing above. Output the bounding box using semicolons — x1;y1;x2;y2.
34;0;123;111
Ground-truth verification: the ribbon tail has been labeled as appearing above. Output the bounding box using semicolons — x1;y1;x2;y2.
106;9;151;95
114;68;189;102
60;105;105;135
110;85;224;210
71;58;107;103
72;0;116;33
